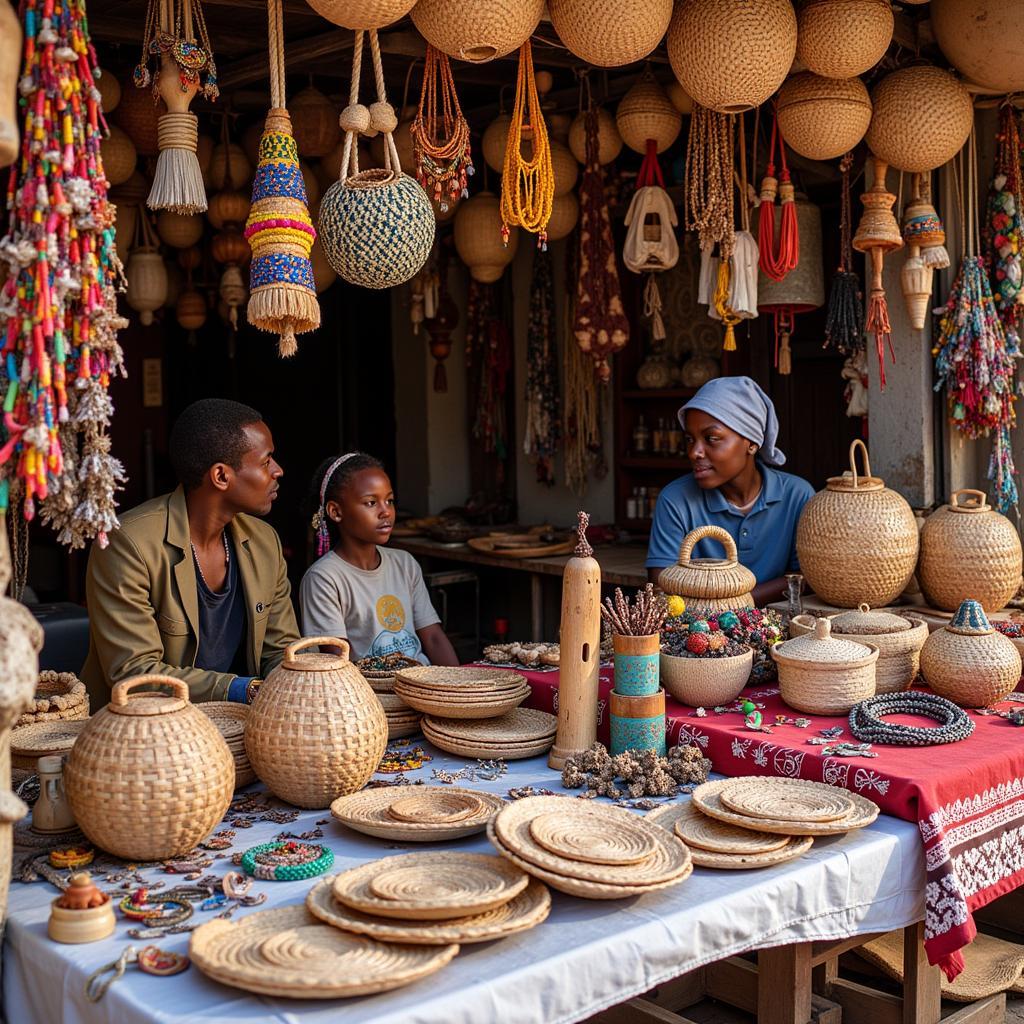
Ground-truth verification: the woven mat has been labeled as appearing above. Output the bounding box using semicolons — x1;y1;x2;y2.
646;800;793;855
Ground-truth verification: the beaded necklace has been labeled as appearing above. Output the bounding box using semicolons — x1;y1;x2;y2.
191;529;230;591
848;692;974;747
240;840;334;881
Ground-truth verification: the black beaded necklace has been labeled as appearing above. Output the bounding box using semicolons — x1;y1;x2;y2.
849;692;975;746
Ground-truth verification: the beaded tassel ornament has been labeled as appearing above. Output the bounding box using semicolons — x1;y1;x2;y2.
244;0;319;358
824;153;865;356
0;0;126;559
756;112;798;282
523;246;559;486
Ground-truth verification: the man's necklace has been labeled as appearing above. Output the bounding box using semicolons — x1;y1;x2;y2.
192;530;230;590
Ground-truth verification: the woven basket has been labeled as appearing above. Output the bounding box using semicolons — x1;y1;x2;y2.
303;0;416;29
918;490;1023;613
568;108;623;166
549;0;673;67
616;77;682;155
176;288;208;330
96;67;121;113
657;525;756;614
454;191;518;283
666;0;797;113
100;126;137;187
208;143;253;191
772;618;878;715
156;211;204;249
776;72;872;161
930;0;1024;96
198;702;257;789
829;605;929;694
660;646;753;707
550;141;579;197
245;638;387;809
16;672;88;728
796;0;894;79
482;114;512;173
796;440;919;608
865;66;974;174
207;189;250;231
113;87;164;157
545;192;579;242
290;86;340;159
63;676;234;860
411;0;545;63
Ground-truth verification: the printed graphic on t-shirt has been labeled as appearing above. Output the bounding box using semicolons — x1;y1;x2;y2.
368;594;425;662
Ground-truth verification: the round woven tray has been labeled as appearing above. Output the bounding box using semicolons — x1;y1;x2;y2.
387;791;484;824
307;874;550;945
387;719;424;741
719;779;856;824
646;800;791;855
395;681;530;702
422;708;557;743
395;687;529;719
189;904;458;998
691;780;879;836
333;852;529;921
376;692;413;713
396;666;527;690
422;730;555;761
369;676;397;693
528;809;658;866
681;827;813;869
11;720;88;768
331;786;504;841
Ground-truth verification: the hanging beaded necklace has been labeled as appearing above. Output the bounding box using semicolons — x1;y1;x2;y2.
191;530;230;591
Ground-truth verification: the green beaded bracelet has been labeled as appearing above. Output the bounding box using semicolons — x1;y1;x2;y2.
240;841;335;881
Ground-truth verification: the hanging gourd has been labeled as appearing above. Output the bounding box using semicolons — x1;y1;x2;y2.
135;0;218;214
454;191;519;282
100;126;138;187
823;154;865;358
666;0;796;114
757;112;799;283
157;211;204;249
303;0;416;30
776;73;872;162
126;215;169;326
865;66;974;175
289;85;340;158
411;0;544;63
500;41;554;249
796;0;893;80
615;73;681;155
548;0;672;68
568;108;622;166
930;0;1024;96
113;84;164;157
319;29;435;288
546;191;579;242
95;66;121;114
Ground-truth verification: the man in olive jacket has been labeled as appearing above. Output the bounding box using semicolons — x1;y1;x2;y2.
82;399;299;709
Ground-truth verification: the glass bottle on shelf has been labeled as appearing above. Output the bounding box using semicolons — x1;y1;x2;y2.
638;486;649;520
633;415;650;454
626;491;639;520
652;418;664;454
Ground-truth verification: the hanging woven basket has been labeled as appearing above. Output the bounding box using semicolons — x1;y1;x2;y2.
546;190;579;241
454;190;519;282
100;126;137;186
776;72;872;161
482;113;512;173
156;211;205;249
865;66;974;174
290;86;340;158
616;77;682;155
756;193;825;310
930;0;1024;95
303;0;416;30
568;108;622;165
796;0;893;80
126;249;168;326
113;86;164;156
96;67;121;113
667;0;797;113
207;189;251;229
208;143;253;191
211;226;252;266
551;141;579;196
176;288;208;330
548;0;673;67
411;0;545;63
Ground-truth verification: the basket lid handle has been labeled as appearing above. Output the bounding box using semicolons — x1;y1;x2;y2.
284;637;351;666
813;617;833;641
848;439;872;489
110;675;189;706
678;524;737;566
950;489;989;511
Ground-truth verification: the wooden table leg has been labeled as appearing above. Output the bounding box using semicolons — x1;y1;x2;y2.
902;921;941;1024
758;942;813;1024
531;573;544;641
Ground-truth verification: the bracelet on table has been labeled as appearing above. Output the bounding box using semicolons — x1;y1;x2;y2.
240;840;334;881
848;692;975;746
118;890;195;926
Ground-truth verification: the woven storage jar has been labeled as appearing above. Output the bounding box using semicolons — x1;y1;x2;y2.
919;600;1022;707
100;126;137;187
796;0;893;79
657;525;756;615
660;646;753;707
918;489;1023;613
865;66;974;175
829;605;929;694
156;211;204;249
616;78;682;155
796;440;919;608
776;73;872;161
125;250;168;326
63;677;234;860
245;637;387;809
176;288;207;330
454;191;519;283
290;86;340;159
930;0;1024;96
113;87;164;157
549;0;673;67
568;108;623;166
666;0;797;113
546;191;579;242
411;0;545;63
303;0;416;29
772;618;878;715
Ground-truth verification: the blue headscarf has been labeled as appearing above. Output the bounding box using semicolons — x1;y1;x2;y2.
679;376;786;467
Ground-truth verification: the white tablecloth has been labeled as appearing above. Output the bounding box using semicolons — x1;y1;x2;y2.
5;745;925;1024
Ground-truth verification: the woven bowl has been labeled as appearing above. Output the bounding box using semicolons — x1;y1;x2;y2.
549;0;673;67
796;0;893;79
659;646;753;708
776;72;872;162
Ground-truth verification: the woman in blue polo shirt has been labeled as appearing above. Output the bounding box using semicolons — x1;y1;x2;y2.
646;375;814;606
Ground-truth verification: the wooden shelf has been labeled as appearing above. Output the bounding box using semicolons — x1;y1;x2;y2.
621;388;697;400
619;456;689;470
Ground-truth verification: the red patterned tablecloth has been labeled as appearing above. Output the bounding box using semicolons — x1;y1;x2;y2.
518;667;1024;981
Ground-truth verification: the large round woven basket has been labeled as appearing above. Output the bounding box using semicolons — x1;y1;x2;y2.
828;605;929;694
289;86;340;159
411;0;545;63
318;170;436;289
63;676;234;860
666;0;796;113
482;114;512;173
796;440;919;608
930;0;1024;96
207;189;250;230
156;211;205;249
918;490;1023;613
303;0;416;30
865;66;974;174
549;0;673;67
657;525;756;615
776;72;872;161
113;87;163;157
616;77;682;155
100;126;137;187
796;0;893;80
546;191;579;242
245;638;388;809
453;191;518;283
660;646;753;707
568;109;623;165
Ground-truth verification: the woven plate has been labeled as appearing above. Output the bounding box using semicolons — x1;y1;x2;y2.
488;820;694;899
333;852;529;921
377;692;414;712
719;778;856;824
387;719;424;741
198;702;247;742
646;800;791;854
395;666;527;691
368;676;397;694
388;791;484;824
189;904;458;998
692;779;879;836
308;875;550;945
676;824;814;869
493;795;689;885
422;732;555;760
528;810;658;866
420;725;556;751
423;708;557;742
331;786;503;842
395;689;529;719
11;720;88;763
394;684;531;704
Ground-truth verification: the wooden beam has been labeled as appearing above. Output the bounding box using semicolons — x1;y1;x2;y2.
942;994;1007;1024
757;943;813;1024
218;28;354;90
586;997;698;1024
811;932;885;967
705;957;758;1013
642;969;706;1011
902;922;942;1024
827;978;902;1024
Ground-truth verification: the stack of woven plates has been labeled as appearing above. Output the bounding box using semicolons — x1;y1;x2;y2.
394;666;531;720
376;692;423;740
307;850;549;946
10;719;89;772
199;702;256;788
331;786;505;841
488;795;692;899
422;707;557;760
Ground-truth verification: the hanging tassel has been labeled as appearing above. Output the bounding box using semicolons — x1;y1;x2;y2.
643;273;666;341
434;361;448;393
824;154;865;355
778;331;792;375
712;259;739;351
757;115;799;282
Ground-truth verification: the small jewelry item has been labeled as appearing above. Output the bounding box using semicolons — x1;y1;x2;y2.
138;945;190;977
820;726;845;739
50;845;95;870
240;841;334;881
849;692;975;746
118;889;194;927
86;946;138;1002
694;707;708;718
191;529;230;590
821;742;877;758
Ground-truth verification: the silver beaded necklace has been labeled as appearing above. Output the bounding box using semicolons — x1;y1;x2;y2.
192;530;230;591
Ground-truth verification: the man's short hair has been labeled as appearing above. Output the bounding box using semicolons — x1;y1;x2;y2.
169;399;264;491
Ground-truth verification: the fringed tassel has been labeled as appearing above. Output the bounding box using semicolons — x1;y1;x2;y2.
757;116;799;282
778;331;792;375
246;283;319;357
434;361;447;393
712;259;739;351
824;271;864;354
148;111;208;214
866;288;894;389
921;243;950;269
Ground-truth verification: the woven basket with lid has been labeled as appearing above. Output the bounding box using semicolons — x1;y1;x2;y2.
796;440;919;608
63;676;234;860
920;600;1022;708
918;490;1023;613
657;525;755;615
776;73;872;162
829;604;929;694
772;618;878;715
796;0;893;80
245;638;387;809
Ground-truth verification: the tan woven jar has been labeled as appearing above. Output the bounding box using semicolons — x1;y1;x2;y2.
616;76;682;155
63;676;234;860
568;108;623;166
918;489;1023;613
772;618;878;715
245;637;387;809
829;605;928;694
657;525;756;615
549;0;673;68
796;0;894;79
796;440;919;608
411;0;545;63
776;73;872;161
454;192;519;283
920;600;1022;708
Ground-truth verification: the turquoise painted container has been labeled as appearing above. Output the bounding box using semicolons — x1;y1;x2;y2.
609;689;667;756
612;633;661;697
